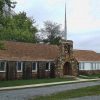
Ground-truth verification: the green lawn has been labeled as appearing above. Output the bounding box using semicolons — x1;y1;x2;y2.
86;74;100;78
79;74;100;79
33;85;100;100
0;78;74;88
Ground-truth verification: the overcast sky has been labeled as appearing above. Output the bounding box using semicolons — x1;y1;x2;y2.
14;0;100;52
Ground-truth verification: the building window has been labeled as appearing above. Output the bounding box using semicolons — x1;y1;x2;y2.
96;63;98;70
98;63;100;70
0;61;6;72
16;62;23;72
92;63;95;70
32;62;37;72
91;63;93;70
79;62;84;70
45;62;50;71
79;63;81;70
84;63;91;70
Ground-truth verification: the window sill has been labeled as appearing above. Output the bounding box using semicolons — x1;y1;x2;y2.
17;71;22;72
32;70;37;72
0;71;5;72
45;70;50;71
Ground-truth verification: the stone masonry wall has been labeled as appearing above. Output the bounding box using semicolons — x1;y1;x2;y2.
55;40;78;78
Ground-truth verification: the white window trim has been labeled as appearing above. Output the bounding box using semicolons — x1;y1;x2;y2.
0;61;6;72
32;62;37;72
91;63;99;70
16;62;23;72
91;63;93;70
79;63;81;70
79;61;100;71
84;63;92;70
92;63;95;70
79;62;84;70
45;62;51;71
98;63;100;70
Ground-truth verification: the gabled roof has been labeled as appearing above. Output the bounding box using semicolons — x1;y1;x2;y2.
74;50;100;61
0;41;100;62
0;41;59;61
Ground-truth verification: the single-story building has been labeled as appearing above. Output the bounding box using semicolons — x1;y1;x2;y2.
74;50;100;75
0;40;100;80
0;40;78;80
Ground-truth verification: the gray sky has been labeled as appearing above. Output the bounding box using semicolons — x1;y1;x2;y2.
14;0;100;52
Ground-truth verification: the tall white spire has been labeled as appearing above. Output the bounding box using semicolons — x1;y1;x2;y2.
65;3;67;40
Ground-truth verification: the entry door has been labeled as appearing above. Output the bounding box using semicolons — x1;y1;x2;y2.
6;61;17;80
63;62;72;75
23;62;32;79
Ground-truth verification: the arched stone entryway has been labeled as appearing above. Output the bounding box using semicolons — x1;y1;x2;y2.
63;62;72;75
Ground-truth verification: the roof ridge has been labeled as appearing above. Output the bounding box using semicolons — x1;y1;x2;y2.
1;40;58;47
74;49;96;53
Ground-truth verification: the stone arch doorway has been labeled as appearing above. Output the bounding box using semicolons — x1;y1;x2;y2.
63;62;72;75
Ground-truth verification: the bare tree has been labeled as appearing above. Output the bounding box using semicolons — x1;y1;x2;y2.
41;21;62;45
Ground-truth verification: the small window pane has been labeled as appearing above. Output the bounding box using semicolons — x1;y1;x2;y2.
91;64;93;70
92;63;95;70
80;62;84;70
99;63;100;70
32;62;36;70
96;63;98;70
79;63;81;70
16;62;22;71
46;63;49;70
0;62;5;71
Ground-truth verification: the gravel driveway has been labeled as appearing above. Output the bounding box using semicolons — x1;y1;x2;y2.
0;81;100;100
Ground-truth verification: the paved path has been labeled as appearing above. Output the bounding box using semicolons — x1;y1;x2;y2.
1;79;99;91
0;81;100;100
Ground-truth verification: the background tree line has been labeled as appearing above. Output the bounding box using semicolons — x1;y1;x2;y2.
0;0;63;45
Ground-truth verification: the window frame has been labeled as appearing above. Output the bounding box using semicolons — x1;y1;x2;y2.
98;63;100;70
45;62;50;71
79;63;82;70
79;62;84;70
84;62;91;70
0;61;6;72
96;63;98;70
16;61;23;72
32;62;37;72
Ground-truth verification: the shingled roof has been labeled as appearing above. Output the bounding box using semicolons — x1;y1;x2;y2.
0;41;59;61
0;41;100;62
74;50;100;61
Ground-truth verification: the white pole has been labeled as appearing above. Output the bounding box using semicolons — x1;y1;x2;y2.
65;3;67;40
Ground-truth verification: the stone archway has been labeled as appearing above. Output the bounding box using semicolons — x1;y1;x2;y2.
63;62;72;75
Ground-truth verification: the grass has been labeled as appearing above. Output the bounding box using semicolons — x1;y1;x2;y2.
79;74;100;79
33;85;100;100
0;78;74;88
86;74;100;78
